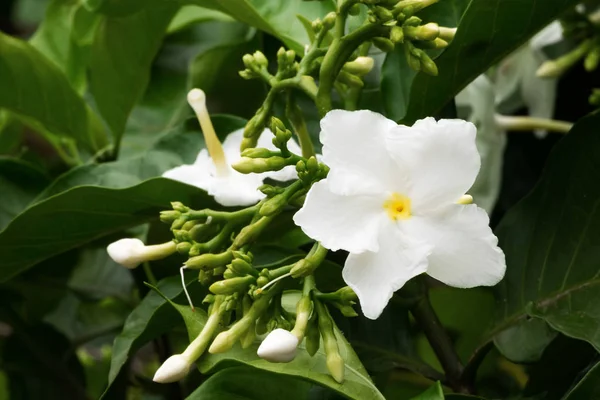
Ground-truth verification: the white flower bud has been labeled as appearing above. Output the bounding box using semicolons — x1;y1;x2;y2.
257;328;299;363
153;354;191;383
106;238;146;269
106;239;177;269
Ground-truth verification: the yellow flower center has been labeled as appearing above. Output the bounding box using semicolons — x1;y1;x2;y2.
384;193;412;220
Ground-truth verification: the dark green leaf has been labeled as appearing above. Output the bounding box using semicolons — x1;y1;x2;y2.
168;5;233;34
185;0;336;53
410;381;444;400
391;0;579;123
0;31;107;152
381;0;469;121
30;0;100;93
494;318;557;363
0;157;49;231
491;111;600;353
561;361;600;399
186;366;312;399
104;276;206;397
89;3;179;144
0;178;217;282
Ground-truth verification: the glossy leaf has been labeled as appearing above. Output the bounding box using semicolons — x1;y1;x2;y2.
387;0;579;123
0;158;49;231
185;0;336;53
0;179;217;282
186;367;313;399
164;297;385;400
491;111;600;353
561;361;600;399
89;3;179;144
0;31;107;152
410;382;443;400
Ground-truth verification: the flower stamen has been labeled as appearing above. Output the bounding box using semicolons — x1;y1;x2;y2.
384;193;412;220
187;88;229;177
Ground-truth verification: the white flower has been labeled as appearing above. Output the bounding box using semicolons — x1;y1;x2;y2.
495;21;563;138
257;328;299;363
107;238;176;269
163;89;301;207
153;354;191;383
293;110;506;320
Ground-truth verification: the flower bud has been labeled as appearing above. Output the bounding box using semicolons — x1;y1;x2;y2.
259;193;289;217
232;216;273;248
242;54;254;69
372;37;395;53
209;276;256;295
585;46;600;72
404;22;439;41
390;26;405;43
253;51;268;68
418;51;438;76
241;147;274;158
418;37;449;49
107;239;176;269
159;210;180;223
232;157;288;174
186;250;233;270
230;258;257;276
394;0;439;13
257;328;299;363
153;354;191;383
322;12;336;30
327;352;345;383
176;242;192;255
372;6;394;22
438;26;457;42
342;56;375;76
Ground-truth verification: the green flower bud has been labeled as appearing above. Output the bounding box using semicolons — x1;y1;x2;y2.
198;269;213;286
342;56;375;76
332;301;359;317
203;294;215;304
315;299;345;383
322;12;337;30
239;69;255;80
171;202;189;213
242;54;254;69
311;18;322;32
306;156;319;173
257;276;270;287
231;258;258;277
373;6;394;22
404;44;421;71
348;3;361;15
259;193;288;217
232;216;273;249
209;275;256;295
418;51;438;76
404;22;439;41
176;242;192;255
258;184;285;197
232;250;253;263
438;26;457;42
173;230;190;242
240;147;274;158
403;16;422;26
186;250;233;270
394;0;439;14
305;316;320;356
253;51;268;68
223;268;238;279
585;46;600;72
160;210;181;223
337;71;364;88
372;37;395;53
232;157;288;174
390;26;404;43
285;50;296;65
417;37;449;49
171;216;189;230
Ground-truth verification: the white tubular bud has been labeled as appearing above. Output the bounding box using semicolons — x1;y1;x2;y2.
257;328;299;363
152;354;191;383
107;239;176;269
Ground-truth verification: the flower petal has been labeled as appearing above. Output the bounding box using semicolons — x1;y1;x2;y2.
343;223;431;319
403;204;506;288
386;118;480;212
293;180;384;253
162;162;213;189
209;172;265;207
320;110;405;195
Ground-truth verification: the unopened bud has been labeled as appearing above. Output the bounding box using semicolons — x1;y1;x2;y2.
176;242;192;255
372;37;395;53
107;239;176;269
342;57;375;76
160;210;181;223
394;0;439;14
418;51;438;76
242;54;254;69
233;216;273;248
327;352;345;383
232;157;288;174
585;46;600;72
253;51;268;68
259;184;285;197
209;276;255;295
418;37;449;49
438;26;457;42
186;250;233;270
241;147;274;158
257;328;299;363
373;6;394;22
230;258;258;276
322;12;336;30
260;193;288;216
390;26;404;43
153;354;191;383
337;70;364;88
404;22;439;41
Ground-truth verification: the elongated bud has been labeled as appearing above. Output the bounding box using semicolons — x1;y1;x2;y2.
585;46;600;72
418;37;449;49
404;23;439;41
257;328;299;363
394;0;439;13
342;57;375;76
260;193;289;217
209;276;256;295
160;210;181;223
438;26;457;42
315;299;345;383
372;37;395;53
417;51;438;76
240;147;274;158
372;6;394;22
337;70;365;88
153;354;191;383
305;317;320;356
232;156;288;174
230;258;258;276
322;12;336;30
327;352;345;383
537;39;593;78
253;51;268;68
186;250;233;270
232;217;273;248
107;239;176;269
290;296;313;341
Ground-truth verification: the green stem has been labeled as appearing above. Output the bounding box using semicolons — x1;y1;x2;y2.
142;262;157;286
187;204;259;222
183;295;225;361
286;94;315;158
410;288;467;393
494;114;573;133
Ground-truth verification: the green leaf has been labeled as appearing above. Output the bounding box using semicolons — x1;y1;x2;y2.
186;366;313;399
390;0;579;123
410;381;444;400
167;5;233;34
0;158;49;231
0;31;107;152
0;178;217;282
494;318;557;363
36;115;246;199
89;3;180;144
561;361;600;399
491;111;600;353
104;276;206;397
381;0;469;122
185;0;336;53
30;0;100;93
